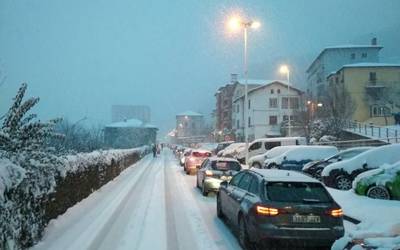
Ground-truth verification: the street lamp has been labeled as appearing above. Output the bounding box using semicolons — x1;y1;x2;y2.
227;15;260;164
279;65;291;136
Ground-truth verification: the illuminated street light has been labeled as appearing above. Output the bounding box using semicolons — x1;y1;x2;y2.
279;64;291;136
226;14;260;164
317;103;323;107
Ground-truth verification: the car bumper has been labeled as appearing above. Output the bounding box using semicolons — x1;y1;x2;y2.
203;177;224;192
254;224;344;247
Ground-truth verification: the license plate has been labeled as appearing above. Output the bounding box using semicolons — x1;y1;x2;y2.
292;214;321;223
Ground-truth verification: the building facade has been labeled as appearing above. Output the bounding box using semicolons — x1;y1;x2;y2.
175;111;205;144
232;80;304;141
327;63;400;126
306;39;382;102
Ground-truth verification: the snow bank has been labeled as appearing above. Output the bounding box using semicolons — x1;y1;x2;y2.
0;158;26;200
329;188;400;250
322;144;400;177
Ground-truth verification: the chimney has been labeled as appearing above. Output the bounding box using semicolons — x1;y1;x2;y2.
371;37;377;46
230;73;238;83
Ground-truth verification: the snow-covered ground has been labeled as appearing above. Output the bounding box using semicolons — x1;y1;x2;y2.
32;150;241;250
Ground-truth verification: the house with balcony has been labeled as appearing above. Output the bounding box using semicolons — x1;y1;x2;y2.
306;38;382;102
327;63;400;126
232;80;304;141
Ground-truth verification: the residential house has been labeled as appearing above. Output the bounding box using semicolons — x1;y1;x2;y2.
176;111;205;144
307;38;382;102
232;80;304;141
327;63;400;126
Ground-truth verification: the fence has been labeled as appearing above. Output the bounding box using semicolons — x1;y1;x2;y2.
343;120;400;144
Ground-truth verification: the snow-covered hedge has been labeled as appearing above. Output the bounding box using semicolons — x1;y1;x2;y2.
0;147;148;250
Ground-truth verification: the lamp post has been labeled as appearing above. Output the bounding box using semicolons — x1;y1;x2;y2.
280;65;291;136
228;16;260;164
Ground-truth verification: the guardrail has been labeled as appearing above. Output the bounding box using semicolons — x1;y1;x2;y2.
343;120;400;144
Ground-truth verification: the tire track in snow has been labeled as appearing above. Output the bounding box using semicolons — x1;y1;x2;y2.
89;156;161;250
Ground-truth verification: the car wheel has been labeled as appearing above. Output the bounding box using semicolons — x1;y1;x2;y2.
367;186;391;200
238;216;254;250
216;195;224;219
252;162;261;169
314;168;323;181
202;182;208;196
269;163;278;169
335;175;352;190
196;176;200;189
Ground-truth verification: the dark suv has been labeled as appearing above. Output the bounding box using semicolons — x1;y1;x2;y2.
217;169;344;249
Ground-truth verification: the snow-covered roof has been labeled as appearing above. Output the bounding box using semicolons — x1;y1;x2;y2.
105;119;158;129
340;62;400;69
233;80;304;102
251;169;319;183
176;111;203;117
306;44;383;73
237;79;270;85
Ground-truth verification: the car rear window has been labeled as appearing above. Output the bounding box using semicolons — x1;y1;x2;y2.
211;161;241;171
266;182;332;203
192;151;211;157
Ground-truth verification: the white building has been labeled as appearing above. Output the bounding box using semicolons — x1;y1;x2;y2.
175;111;205;144
232;80;304;141
306;38;382;101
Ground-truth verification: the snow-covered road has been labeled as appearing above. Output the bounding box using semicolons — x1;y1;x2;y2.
33;150;241;250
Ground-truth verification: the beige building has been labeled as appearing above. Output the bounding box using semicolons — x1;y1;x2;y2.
327;63;400;126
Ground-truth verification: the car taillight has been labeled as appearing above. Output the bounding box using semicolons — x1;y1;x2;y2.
256;205;279;216
328;208;343;217
205;170;213;176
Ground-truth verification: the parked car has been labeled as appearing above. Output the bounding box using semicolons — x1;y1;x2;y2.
322;144;400;190
184;150;212;175
239;137;307;164
214;141;235;155
217;142;245;158
180;148;192;166
248;145;300;168
217;169;344;248
196;157;241;196
302;147;373;180
353;161;400;200
264;146;338;171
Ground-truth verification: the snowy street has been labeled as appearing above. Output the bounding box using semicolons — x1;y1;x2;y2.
33;150;241;250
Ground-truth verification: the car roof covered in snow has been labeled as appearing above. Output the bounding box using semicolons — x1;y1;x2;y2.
207;157;240;163
250;169;320;183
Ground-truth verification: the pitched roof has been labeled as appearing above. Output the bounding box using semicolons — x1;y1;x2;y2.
176;111;203;117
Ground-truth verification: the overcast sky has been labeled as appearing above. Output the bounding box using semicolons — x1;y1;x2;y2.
1;0;400;135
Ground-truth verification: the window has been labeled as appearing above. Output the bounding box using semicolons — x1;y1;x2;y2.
351;53;356;59
248;176;260;195
266;182;332;203
283;115;288;121
277;89;281;94
248;117;251;127
248;99;251;109
230;172;245;186
290;97;300;109
236;120;239;129
223;100;228;106
211;161;241;171
370;105;391;117
265;141;281;150
249;142;262;151
282;97;288;109
269;98;278;108
270;89;274;94
335;77;339;84
200;159;209;169
269;116;278;125
369;72;377;83
237;173;252;190
362;52;367;58
237;105;239;113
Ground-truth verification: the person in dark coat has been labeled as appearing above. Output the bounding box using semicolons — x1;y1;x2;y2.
152;144;157;157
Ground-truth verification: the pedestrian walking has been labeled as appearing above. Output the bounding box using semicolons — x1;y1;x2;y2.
152;144;157;158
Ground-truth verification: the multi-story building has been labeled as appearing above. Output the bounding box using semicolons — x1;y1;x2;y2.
306;38;382;101
176;111;205;144
214;74;261;140
327;63;400;126
232;80;304;141
111;105;151;123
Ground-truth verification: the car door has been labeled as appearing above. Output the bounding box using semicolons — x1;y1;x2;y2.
221;172;245;221
248;142;262;159
245;175;262;236
197;159;209;186
229;173;253;226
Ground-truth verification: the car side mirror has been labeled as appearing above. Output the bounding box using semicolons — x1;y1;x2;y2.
283;156;287;161
220;181;228;188
338;157;342;162
362;163;368;169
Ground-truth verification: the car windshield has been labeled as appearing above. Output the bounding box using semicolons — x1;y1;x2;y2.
192;152;211;157
266;182;332;203
211;161;241;171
